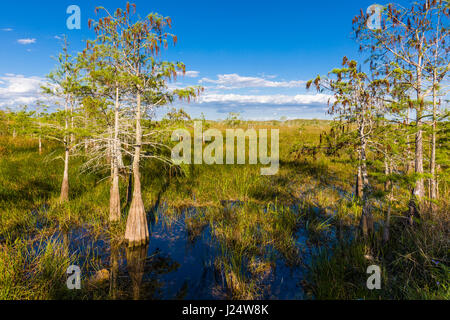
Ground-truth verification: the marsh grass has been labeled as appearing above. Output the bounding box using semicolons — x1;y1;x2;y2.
0;120;448;300
0;236;86;299
309;208;449;300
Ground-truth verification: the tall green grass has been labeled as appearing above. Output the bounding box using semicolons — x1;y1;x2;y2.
0;120;448;300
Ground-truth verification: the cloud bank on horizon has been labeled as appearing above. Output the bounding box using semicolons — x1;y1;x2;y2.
0;74;45;109
172;73;333;120
0;71;333;120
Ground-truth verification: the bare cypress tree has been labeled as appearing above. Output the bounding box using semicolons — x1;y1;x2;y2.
85;16;131;222
94;3;202;246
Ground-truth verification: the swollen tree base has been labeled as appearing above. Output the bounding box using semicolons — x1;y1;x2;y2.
359;205;374;238
407;198;420;226
124;194;149;247
60;177;69;203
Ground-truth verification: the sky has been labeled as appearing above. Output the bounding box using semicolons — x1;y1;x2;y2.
0;0;412;120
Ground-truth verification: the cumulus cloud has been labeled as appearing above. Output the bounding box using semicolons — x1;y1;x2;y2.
0;74;46;108
198;93;333;106
174;92;333;119
183;71;200;78
170;72;334;119
176;70;200;78
17;38;36;45
200;74;306;89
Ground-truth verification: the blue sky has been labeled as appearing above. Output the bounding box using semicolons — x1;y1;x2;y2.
0;0;411;120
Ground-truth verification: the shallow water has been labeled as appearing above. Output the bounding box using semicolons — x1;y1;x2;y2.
33;202;343;300
141;206;220;299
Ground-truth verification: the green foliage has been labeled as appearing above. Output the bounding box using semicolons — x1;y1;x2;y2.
226;112;242;127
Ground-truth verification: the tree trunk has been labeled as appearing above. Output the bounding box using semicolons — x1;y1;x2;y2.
38;135;42;155
60;145;70;202
70;104;75;145
384;158;391;192
117;148;124;168
358;119;373;238
413;113;424;200
404;110;414;174
110;168;121;222
383;198;392;243
413;52;425;202
107;127;112;170
110;86;121;222
436;165;440;200
60;97;70;203
430;128;437;200
429;72;438;214
409;102;424;222
126;166;133;207
407;197;420;226
125;92;149;246
356;165;363;199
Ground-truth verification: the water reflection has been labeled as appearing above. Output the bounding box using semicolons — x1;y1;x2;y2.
47;204;344;300
109;243;120;300
126;245;148;300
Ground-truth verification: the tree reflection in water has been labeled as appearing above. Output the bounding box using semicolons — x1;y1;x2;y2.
126;245;149;300
109;242;120;300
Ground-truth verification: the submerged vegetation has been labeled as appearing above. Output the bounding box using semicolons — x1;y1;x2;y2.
0;0;449;300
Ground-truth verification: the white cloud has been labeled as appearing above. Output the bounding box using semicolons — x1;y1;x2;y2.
200;74;306;89
198;93;333;106
171;72;332;118
1;28;13;32
17;38;36;45
177;70;200;78
0;74;46;108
